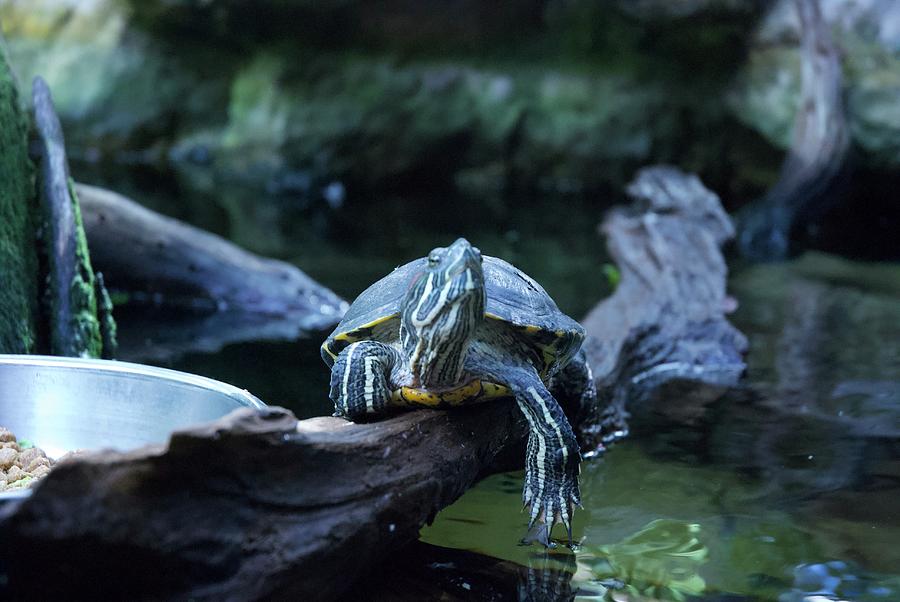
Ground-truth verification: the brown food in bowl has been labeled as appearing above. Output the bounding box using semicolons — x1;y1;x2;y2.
0;427;55;492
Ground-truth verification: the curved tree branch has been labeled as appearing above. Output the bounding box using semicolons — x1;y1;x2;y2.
738;0;850;261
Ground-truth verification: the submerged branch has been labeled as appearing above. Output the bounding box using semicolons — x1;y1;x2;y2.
76;183;347;360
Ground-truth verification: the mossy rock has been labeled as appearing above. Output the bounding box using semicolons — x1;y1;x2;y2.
0;36;115;358
0;41;39;353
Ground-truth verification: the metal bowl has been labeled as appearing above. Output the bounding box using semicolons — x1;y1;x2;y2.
0;355;266;497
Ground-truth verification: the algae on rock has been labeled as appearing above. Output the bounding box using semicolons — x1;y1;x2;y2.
61;178;103;358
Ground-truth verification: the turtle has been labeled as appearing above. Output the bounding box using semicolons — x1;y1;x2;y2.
321;238;597;546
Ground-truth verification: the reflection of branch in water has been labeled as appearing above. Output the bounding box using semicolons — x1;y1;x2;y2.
341;540;579;601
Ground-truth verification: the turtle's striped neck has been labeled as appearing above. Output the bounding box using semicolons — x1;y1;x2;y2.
400;238;485;388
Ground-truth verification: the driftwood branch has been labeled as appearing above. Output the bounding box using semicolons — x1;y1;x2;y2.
737;0;850;260
0;167;746;600
76;183;347;360
582;166;748;439
0;405;524;600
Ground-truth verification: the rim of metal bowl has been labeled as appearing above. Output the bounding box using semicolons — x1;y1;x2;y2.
0;354;266;409
0;355;267;501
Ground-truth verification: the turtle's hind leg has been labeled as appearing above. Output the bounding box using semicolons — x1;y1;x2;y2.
551;349;604;455
329;341;401;421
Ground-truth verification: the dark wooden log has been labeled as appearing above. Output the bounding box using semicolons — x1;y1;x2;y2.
737;0;850;261
0;166;745;600
76;182;347;360
0;404;525;600
31;76;104;357
582;165;748;441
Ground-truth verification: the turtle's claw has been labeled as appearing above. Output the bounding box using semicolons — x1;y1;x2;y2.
520;522;555;548
522;472;581;548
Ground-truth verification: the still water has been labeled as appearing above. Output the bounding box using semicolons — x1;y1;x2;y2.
415;257;900;601
86;164;900;601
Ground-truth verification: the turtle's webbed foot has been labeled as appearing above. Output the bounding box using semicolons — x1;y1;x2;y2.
522;454;581;548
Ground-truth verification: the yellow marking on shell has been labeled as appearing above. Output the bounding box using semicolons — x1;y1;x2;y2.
485;313;573;375
321;341;338;361
481;381;511;398
540;344;557;375
356;314;396;329
324;314;398;360
390;379;512;408
440;379;484;404
392;387;442;406
326;332;359;362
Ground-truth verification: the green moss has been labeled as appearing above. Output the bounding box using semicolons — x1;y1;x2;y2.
64;178;103;358
209;53;671;192
95;272;118;359
0;42;39;353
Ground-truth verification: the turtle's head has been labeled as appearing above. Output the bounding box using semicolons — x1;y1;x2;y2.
401;238;485;387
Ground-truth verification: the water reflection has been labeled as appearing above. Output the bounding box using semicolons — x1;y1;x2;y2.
518;552;577;601
575;519;708;600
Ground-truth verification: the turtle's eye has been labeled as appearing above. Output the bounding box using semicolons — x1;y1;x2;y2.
427;252;440;267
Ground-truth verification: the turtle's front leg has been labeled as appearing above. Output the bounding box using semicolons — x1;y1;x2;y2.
509;376;582;547
329;341;401;421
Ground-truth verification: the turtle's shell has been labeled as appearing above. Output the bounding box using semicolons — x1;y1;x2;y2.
321;256;584;376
